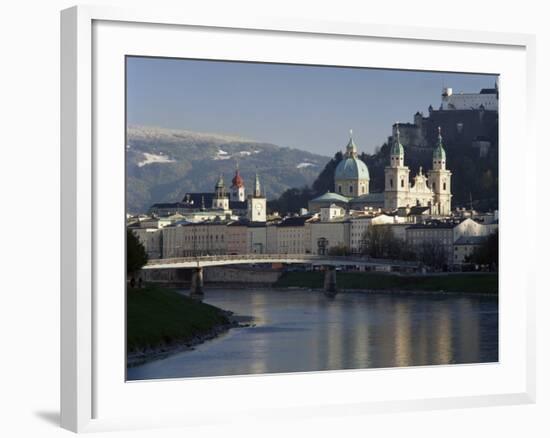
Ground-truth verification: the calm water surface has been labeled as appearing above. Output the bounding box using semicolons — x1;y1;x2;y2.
127;288;498;380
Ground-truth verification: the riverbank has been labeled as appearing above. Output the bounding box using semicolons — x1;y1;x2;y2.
274;271;498;294
127;286;245;367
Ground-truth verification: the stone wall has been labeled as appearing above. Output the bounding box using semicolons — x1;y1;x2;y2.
203;266;282;285
140;268;192;285
140;266;281;286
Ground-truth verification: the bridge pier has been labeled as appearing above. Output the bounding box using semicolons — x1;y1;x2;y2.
324;267;338;296
190;267;204;300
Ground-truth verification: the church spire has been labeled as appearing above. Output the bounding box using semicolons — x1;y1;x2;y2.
433;126;447;169
254;172;262;198
433;126;447;170
345;129;358;158
390;122;405;167
214;174;227;199
230;164;245;201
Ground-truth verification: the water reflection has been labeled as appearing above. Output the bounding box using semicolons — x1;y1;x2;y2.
394;301;411;367
127;289;498;381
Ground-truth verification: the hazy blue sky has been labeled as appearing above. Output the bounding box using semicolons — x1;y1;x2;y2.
127;57;497;156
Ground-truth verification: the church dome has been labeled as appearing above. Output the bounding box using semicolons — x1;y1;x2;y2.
391;141;404;156
231;169;244;188
391;124;405;156
433;145;446;161
433;127;447;161
215;175;225;189
335;130;370;180
335;156;370;180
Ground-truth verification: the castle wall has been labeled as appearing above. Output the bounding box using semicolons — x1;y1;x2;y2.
423;109;498;148
388;108;498;152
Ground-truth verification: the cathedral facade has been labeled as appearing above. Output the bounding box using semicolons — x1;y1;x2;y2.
384;126;452;215
311;128;453;216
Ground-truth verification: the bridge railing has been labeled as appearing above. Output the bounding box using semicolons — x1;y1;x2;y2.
146;254;419;268
146;254;321;265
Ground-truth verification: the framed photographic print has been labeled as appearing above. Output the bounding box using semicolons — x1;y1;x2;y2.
61;5;536;433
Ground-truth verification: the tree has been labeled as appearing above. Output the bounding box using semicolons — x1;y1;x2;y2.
466;231;498;269
268;152;344;215
419;241;448;270
361;225;410;260
127;229;148;275
328;244;351;256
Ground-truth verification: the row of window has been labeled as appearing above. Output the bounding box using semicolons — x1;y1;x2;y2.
337;184;367;195
166;234;225;242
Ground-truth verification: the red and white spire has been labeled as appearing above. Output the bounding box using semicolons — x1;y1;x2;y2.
230;165;246;202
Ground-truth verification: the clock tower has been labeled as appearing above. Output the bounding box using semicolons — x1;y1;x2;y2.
247;173;266;222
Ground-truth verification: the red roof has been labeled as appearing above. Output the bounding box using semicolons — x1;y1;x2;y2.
231;169;244;188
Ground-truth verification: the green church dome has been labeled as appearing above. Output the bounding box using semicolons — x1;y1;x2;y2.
215;174;225;188
433;127;446;161
335;130;370;180
391;141;404;156
433;146;446;160
391;124;405;156
335;157;370;180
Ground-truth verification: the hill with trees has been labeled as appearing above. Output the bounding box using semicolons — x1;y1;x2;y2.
268;139;498;215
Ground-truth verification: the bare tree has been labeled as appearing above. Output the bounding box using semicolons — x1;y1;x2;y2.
361;225;412;260
328;244;351;256
419;241;448;270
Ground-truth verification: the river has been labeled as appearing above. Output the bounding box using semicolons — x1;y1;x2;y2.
127;288;498;381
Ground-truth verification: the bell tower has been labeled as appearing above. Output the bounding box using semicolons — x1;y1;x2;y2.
230;166;246;202
212;174;229;210
427;127;452;215
384;123;410;210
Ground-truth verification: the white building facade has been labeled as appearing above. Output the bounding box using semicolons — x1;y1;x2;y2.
441;86;498;111
384;126;452;215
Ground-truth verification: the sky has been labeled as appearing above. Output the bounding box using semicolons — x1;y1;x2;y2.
126;56;498;156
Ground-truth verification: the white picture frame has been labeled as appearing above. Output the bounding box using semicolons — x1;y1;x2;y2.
61;5;537;433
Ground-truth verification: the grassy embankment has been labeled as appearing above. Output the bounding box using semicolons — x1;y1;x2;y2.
275;272;498;294
127;286;231;353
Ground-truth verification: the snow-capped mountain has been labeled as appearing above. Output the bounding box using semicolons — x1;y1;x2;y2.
126;125;329;213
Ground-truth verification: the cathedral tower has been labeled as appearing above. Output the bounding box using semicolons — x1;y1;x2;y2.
427;127;452;215
384;124;411;209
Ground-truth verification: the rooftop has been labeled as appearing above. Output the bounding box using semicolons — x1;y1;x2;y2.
455;235;489;245
407;219;464;230
277;215;313;227
150;192;247;211
349;192;385;204
310;191;349;204
408;206;431;215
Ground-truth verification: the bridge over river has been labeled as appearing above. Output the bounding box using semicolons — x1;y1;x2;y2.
143;254;419;298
